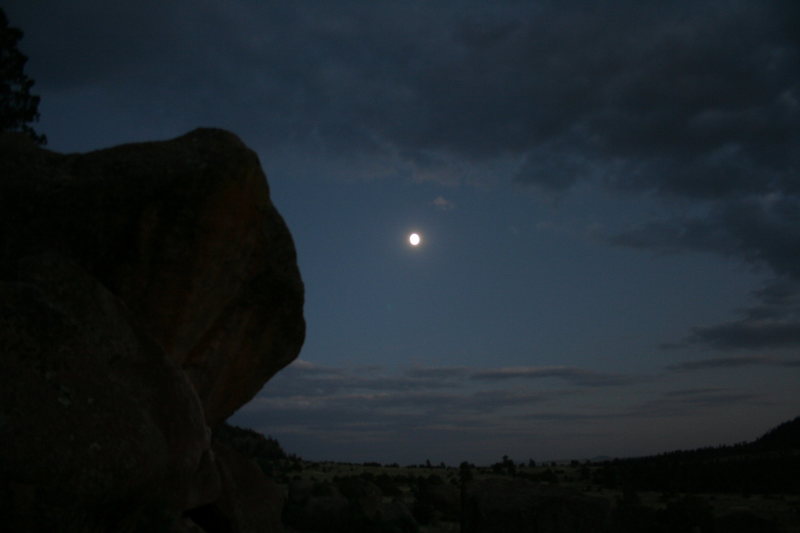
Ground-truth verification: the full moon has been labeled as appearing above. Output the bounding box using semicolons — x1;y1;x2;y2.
409;233;421;246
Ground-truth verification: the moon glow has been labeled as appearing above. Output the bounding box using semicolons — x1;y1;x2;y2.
409;233;421;246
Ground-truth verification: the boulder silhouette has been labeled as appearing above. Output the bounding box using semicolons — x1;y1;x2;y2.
0;128;305;426
0;129;305;531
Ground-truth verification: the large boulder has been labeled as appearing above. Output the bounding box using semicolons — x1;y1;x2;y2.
0;128;305;426
0;129;305;531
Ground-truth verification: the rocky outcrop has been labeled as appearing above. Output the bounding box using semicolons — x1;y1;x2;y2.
0;128;305;427
0;129;305;531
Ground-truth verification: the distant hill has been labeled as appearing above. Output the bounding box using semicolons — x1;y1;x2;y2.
594;415;800;494
751;415;800;451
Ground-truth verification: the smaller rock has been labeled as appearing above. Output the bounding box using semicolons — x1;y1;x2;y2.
288;478;316;505
338;477;384;519
297;491;350;532
205;442;285;533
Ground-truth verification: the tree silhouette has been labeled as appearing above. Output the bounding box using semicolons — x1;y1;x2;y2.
1;8;45;144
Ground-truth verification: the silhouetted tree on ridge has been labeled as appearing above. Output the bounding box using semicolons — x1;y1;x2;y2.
1;7;46;145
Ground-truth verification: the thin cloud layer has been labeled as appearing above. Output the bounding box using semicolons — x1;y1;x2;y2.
668;354;800;372
432;196;455;211
471;366;639;387
246;360;638;418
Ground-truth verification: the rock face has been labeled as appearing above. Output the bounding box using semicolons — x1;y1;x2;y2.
0;128;305;426
0;129;305;531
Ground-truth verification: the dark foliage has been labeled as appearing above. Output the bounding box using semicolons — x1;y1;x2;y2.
247;416;799;532
0;8;45;144
213;422;288;477
285;473;418;533
517;468;560;484
214;422;287;459
611;493;716;533
490;455;517;476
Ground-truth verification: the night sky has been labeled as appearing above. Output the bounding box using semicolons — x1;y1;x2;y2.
6;1;799;465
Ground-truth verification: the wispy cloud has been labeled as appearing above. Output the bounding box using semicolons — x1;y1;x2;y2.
471;365;642;387
432;195;455;211
405;365;469;379
238;362;624;426
667;354;800;372
230;358;795;462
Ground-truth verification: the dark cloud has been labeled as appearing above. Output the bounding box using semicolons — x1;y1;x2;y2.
612;196;800;280
686;321;800;351
632;388;766;418
508;1;800;197
11;0;795;283
665;279;800;350
9;1;796;176
591;1;800;293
